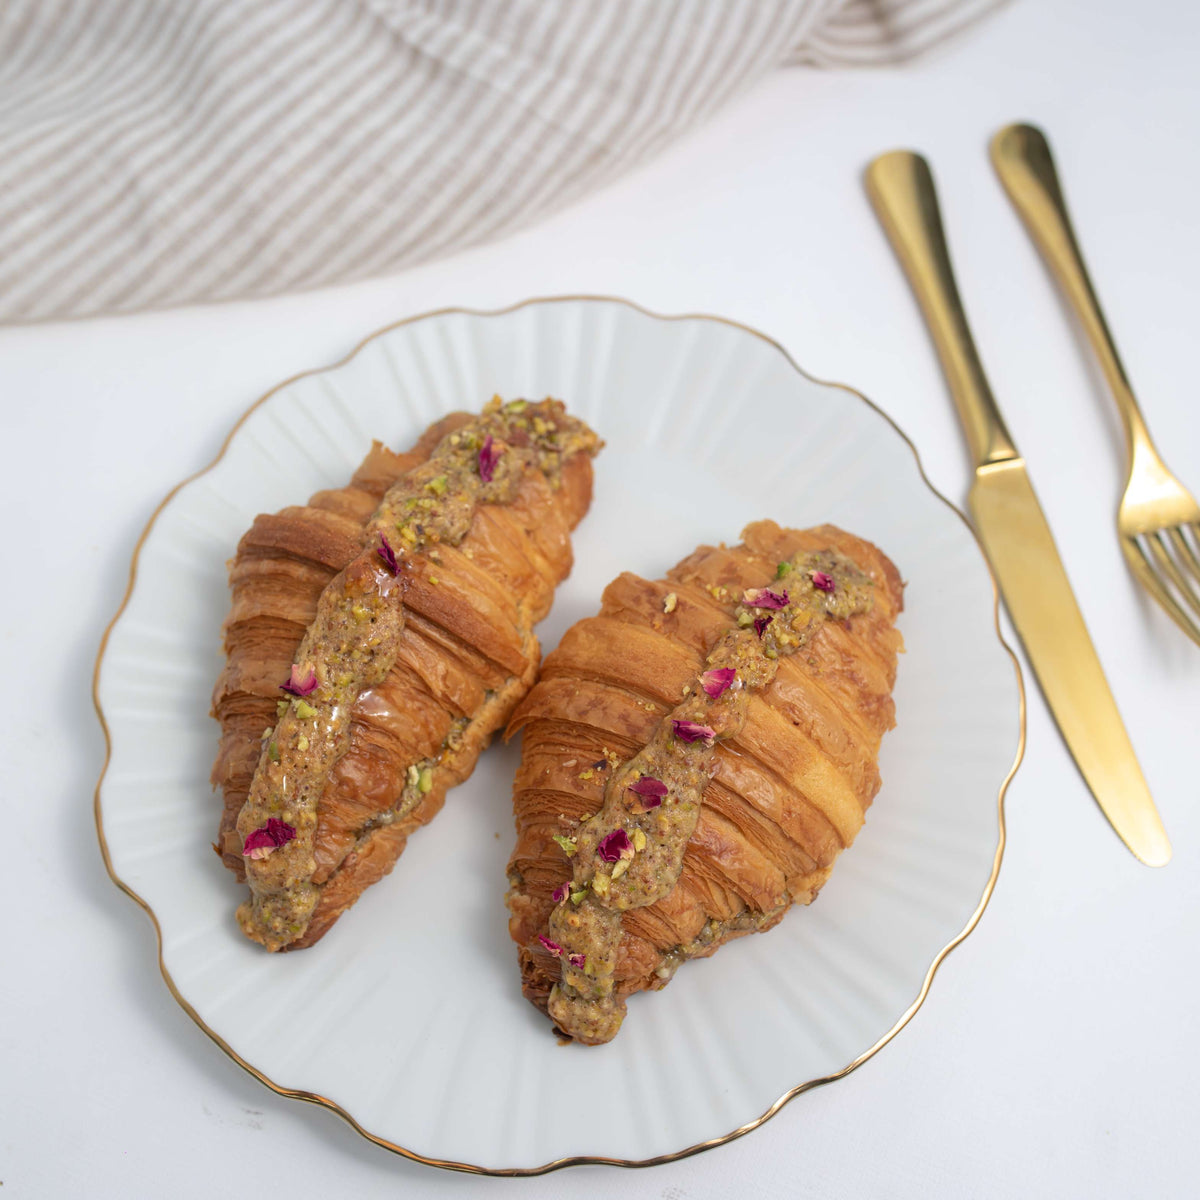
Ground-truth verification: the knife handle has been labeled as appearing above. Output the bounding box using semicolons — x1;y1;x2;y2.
989;123;1154;457
865;151;1018;470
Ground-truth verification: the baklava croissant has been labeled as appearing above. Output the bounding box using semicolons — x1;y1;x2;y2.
505;521;903;1043
211;398;601;951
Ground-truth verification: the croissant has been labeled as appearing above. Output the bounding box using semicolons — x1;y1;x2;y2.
211;398;601;950
505;520;904;1043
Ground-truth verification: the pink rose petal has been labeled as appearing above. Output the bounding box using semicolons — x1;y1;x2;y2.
551;882;570;904
537;934;563;956
279;665;318;696
242;817;297;860
597;828;634;862
568;953;587;969
672;719;716;746
628;776;668;799
753;615;772;638
811;571;835;593
628;776;667;809
700;667;736;698
478;434;502;483
743;587;789;610
377;533;399;575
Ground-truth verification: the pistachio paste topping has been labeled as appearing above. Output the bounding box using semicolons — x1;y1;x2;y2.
235;398;601;950
544;547;875;1043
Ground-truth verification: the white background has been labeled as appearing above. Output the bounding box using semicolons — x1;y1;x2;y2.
3;0;1198;1195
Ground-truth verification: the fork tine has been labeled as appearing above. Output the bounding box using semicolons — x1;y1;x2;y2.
1133;535;1200;646
1180;523;1200;579
1147;531;1200;617
1168;526;1200;595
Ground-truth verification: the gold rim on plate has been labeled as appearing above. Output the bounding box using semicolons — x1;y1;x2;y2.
92;294;1025;1175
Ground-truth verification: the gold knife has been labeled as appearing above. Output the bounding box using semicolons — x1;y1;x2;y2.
864;149;1171;867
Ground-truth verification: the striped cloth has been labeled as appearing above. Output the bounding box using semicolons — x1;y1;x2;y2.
0;0;1003;324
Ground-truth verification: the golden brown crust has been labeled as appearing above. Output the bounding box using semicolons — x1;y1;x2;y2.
211;413;594;947
505;521;903;1017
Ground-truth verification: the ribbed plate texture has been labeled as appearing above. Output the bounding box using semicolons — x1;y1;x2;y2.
96;298;1019;1169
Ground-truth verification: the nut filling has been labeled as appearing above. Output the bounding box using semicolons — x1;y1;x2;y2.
543;551;875;1043
235;398;602;950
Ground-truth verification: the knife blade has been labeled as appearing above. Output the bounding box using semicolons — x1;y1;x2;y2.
864;148;1171;867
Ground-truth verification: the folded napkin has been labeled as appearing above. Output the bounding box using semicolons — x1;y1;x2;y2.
0;0;1002;323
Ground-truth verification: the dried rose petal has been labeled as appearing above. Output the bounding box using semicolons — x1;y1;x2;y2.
567;953;586;969
377;533;399;575
753;615;773;638
628;776;667;798
242;817;297;860
597;828;634;862
628;776;668;810
279;665;318;696
478;434;502;482
811;571;835;593
672;719;716;746
701;667;736;698
537;934;563;957
742;587;789;610
551;882;570;904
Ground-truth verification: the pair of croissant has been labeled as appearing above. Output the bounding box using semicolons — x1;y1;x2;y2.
211;398;903;1044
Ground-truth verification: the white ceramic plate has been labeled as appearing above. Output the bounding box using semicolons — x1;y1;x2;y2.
95;297;1022;1174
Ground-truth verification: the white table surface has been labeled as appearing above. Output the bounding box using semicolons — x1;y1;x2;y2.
4;0;1198;1195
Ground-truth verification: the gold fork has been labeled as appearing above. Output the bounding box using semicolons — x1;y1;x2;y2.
991;122;1200;647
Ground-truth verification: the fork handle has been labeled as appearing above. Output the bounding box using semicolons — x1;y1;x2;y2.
990;123;1155;458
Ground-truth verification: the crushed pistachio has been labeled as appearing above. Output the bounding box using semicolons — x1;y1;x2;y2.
425;475;448;496
552;834;578;857
296;734;309;753
631;828;647;852
418;767;433;793
663;592;678;614
294;699;318;719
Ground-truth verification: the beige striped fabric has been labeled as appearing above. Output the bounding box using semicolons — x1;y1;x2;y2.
0;0;1004;323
